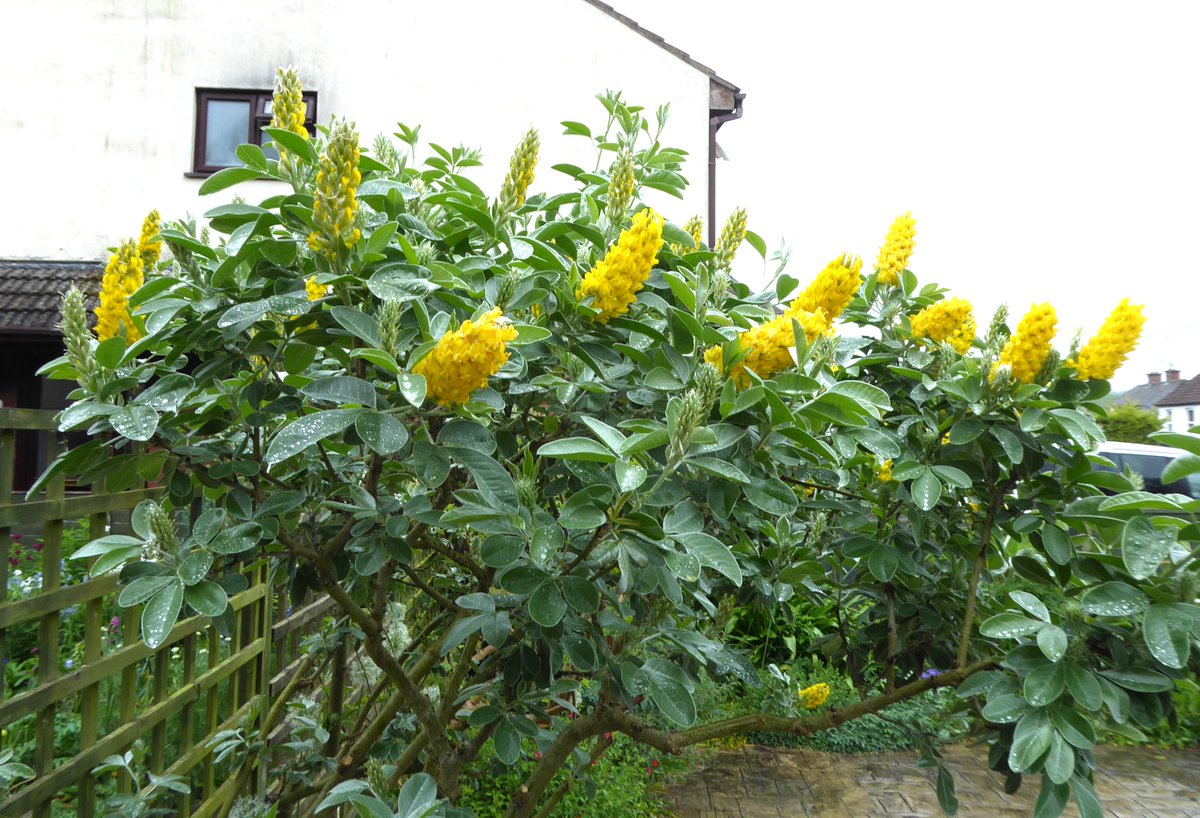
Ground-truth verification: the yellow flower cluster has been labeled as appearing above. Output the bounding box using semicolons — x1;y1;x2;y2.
271;66;309;139
876;459;894;482
576;208;664;321
792;254;863;322
412;307;518;406
704;306;829;388
998;303;1057;384
799;682;831;710
95;240;144;343
307;119;362;261
305;276;327;301
137;210;162;269
499;128;540;213
1070;299;1145;381
876;213;916;286
715;208;747;271
910;297;976;354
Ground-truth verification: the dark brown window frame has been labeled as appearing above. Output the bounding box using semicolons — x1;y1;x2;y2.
189;87;317;177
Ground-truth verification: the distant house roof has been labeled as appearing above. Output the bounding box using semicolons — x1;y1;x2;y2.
0;260;102;334
581;0;742;105
1157;374;1200;407
1112;380;1181;410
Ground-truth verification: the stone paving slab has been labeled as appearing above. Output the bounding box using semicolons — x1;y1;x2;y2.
664;743;1200;817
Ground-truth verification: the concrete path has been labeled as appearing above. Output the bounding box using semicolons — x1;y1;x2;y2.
664;743;1200;817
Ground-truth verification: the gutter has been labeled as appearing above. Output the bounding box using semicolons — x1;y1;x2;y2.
708;91;746;247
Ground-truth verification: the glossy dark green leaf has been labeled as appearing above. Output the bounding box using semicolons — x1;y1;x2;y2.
184;580;228;617
1122;516;1176;580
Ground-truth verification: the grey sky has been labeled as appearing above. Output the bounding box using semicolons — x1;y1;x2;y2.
612;1;1199;391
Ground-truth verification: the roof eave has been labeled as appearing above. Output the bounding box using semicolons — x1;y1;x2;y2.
580;0;741;95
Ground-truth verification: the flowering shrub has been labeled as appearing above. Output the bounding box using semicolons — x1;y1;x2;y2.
42;75;1200;818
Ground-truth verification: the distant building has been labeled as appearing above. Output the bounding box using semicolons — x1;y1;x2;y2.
1112;369;1200;433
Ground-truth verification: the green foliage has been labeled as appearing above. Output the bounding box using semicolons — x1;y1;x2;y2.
43;83;1199;818
1096;404;1163;444
458;734;688;818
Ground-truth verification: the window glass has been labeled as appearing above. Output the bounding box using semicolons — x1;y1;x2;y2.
204;100;250;167
1120;453;1193;495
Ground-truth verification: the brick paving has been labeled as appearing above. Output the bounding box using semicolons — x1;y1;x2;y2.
664;743;1200;817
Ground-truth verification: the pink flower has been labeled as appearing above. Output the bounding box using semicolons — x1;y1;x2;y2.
33;543;42;552
110;616;120;630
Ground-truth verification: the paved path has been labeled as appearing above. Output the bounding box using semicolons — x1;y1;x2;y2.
664;743;1200;817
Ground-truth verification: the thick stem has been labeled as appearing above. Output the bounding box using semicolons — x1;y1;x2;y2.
957;493;1002;668
503;710;618;818
610;659;997;755
885;585;897;693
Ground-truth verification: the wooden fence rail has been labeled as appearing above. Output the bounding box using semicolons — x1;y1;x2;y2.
0;408;331;817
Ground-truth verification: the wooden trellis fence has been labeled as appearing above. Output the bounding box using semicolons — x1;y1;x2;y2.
0;408;333;817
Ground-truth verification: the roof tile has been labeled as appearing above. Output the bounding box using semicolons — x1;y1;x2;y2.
0;260;103;333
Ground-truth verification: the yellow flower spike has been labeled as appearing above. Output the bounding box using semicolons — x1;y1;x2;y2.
910;297;976;354
499;128;540;216
714;208;747;271
876;213;916;286
271;66;309;139
606;150;636;225
305;276;327;301
799;682;831;710
412;307;518;406
997;303;1058;384
704;308;829;388
95;240;144;344
1070;299;1146;381
137;210;162;270
307;119;362;261
576;208;664;321
792;254;863;323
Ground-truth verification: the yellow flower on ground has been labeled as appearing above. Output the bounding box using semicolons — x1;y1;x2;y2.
307;119;362;261
1070;299;1145;381
799;682;831;710
792;254;863;322
910;297;976;354
412;307;518;406
576;208;664;321
704;308;829;388
876;213;916;286
305;276;327;301
877;459;894;482
137;210;162;270
997;303;1057;384
95;240;144;343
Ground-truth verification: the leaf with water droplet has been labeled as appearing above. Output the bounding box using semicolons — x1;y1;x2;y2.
355;411;410;455
398;373;426;407
140;580;183;649
110;405;159;441
177;550;213;586
980;613;1043;639
1037;625;1068;662
1122;516;1176;580
184;580;228;617
1081;582;1148;617
265;408;361;465
1143;604;1192;669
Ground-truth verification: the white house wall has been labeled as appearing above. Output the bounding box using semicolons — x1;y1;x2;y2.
1;0;714;260
1161;406;1200;433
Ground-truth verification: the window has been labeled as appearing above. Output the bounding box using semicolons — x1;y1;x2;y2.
192;88;316;175
1189;408;1196;426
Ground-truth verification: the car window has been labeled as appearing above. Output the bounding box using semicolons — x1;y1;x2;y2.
1120;453;1193;496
